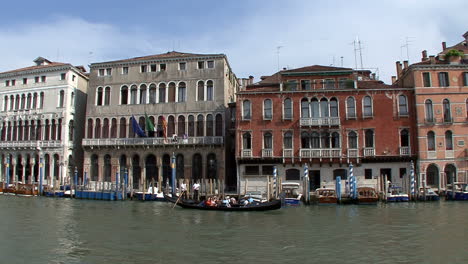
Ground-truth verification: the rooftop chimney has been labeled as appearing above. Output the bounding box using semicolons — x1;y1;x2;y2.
422;50;428;61
403;60;409;69
371;73;376;80
248;76;254;85
391;76;397;84
429;55;435;64
396;61;402;77
442;41;446;50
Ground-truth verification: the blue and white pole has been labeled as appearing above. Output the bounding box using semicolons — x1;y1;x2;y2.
39;156;44;195
336;176;342;202
171;153;176;196
350;163;356;199
124;168;128;199
304;163;309;203
410;161;415;199
273;166;277;199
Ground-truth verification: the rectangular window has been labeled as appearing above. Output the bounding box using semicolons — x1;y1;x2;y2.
399;168;407;179
207;60;214;68
150;64;157;72
245;166;259;175
262;166;274;175
423;72;431;87
438;72;449;87
41;76;46;82
141;65;147;73
285;80;298;91
463;72;468;86
5;80;9;86
106;68;112;76
301;80;311;90
11;80;15;86
23;78;27;84
98;69;105;76
198;61;205;69
122;67;129;75
325;79;335;89
60;73;66;80
159;64;166;71
179;62;186;70
365;169;372;179
339;78;351;89
35;76;39;83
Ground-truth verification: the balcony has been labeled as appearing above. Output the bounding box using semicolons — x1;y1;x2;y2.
363;147;375;157
82;136;224;147
262;149;273;158
300;117;340;127
399;146;411;156
283;149;293;158
0;140;62;149
242;149;252;158
347;149;359;158
300;148;341;158
445;150;454;159
427;151;436;159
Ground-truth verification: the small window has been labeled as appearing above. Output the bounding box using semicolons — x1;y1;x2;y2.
198;61;205;69
445;130;453;150
284;98;292;119
159;64;166;71
98;69;105;76
399;168;406;179
150;64;157;72
23;78;27;84
365;169;372;179
72;75;76;81
243;100;251;120
285;80;298;91
245;165;259;175
41;76;46;82
179;62;186;70
427;131;435;151
141;65;147;73
263;99;272;120
5;80;10;86
207;60;214;68
438;72;449;87
301;80;311;90
60;73;66;80
363;96;373;117
325;79;335;89
34;76;39;83
11;80;15;86
283;131;293;149
346;97;356;119
106;68;112;76
398;95;408;116
348;131;358;149
286;169;300;181
423;72;431;87
262;166;274;175
464;72;468;86
122;67;129;75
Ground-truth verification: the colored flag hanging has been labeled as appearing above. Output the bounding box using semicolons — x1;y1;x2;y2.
131;115;147;137
145;113;155;137
161;116;167;138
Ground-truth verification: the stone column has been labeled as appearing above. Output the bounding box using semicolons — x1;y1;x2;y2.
127;156;133;190
111;156;119;182
98;155;103;182
21;160;26;183
141;158;146;192
11;157;17;184
29;159;35;184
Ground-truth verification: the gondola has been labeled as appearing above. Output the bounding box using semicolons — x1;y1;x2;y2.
164;195;281;211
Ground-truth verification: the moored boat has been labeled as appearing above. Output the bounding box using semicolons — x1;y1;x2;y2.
165;195;281;211
135;187;166;201
316;188;338;204
418;187;440;201
281;182;302;206
386;185;409;202
15;183;39;196
445;183;468;201
357;187;379;204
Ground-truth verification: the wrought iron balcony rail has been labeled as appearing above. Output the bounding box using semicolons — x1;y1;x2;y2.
82;136;224;147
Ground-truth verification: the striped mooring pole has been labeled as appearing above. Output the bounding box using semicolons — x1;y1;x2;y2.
273;166;277;199
410;161;415;200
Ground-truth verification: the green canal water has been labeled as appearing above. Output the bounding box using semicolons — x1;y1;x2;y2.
0;196;467;264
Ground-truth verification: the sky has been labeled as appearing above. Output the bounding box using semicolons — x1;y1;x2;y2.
0;0;466;83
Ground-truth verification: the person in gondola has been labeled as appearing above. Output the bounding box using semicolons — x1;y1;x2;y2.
222;196;231;207
180;182;187;199
192;181;200;201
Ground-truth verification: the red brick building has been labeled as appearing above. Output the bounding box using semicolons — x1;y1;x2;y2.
236;66;416;195
394;31;468;191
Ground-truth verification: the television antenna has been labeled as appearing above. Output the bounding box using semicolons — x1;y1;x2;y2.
400;36;415;62
276;46;283;71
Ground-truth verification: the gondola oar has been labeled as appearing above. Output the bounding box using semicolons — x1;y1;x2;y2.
172;191;186;209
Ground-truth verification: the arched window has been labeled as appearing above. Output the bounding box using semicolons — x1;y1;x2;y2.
102;118;109;138
149;84;156;104
168;82;176;102
177;115;185;137
51;120;56;140
398;95;408;115
176;154;184;179
130;85;138;104
18;121;23;141
39;92;45;109
286;169;300;181
283;98;292;119
264;132;272;149
330;98;338;117
348;131;357;149
68;120;74;140
365;129;374;148
96;87;103;106
206;114;214;136
132;155;141;189
95;119;101;139
158;83;166;103
311;132;320;148
192;154;202;181
87;119;93;139
346;97;356;118
206;153;217;179
445;130;453;150
264;99;273;119
242;100;251;120
26;94;32;109
283;131;292;149
121;86;128;105
331;132;340;148
59;90;65;107
301;132;310;148
320;98;329;117
197;81;204;101
363;96;373;117
20;94;25;109
140;84;147;104
400;129;409;147
91;154;99;181
196;115;204;136
110;118;117;138
426;164;439;186
168;116;175;136
57;119;62;140
445;164;456;185
120;117;127;138
188;115;195;137
177;82;186;102
104;154;111;182
301;98;310;118
9;95;14;110
321;132;330;148
3;96;8;111
427;131;435;151
443;99;451;122
206;80;214;101
425;99;433;122
243;132;251;149
215;114;223;136
33;93;38;109
104;87;111;105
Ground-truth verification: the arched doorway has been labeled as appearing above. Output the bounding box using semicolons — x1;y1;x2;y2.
176;154;184;179
104;154;111;182
192;154;202;181
90;154;99;181
132;155;141;189
206;153;217;179
145;154;158;186
16;155;23;183
120;155;127;181
444;164;457;185
162;154;171;187
53;154;60;181
426;164;439;186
